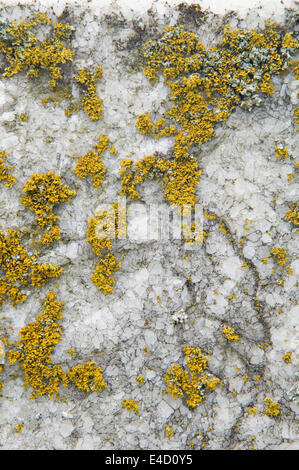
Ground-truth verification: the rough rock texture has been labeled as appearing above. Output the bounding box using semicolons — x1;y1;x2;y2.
0;0;298;450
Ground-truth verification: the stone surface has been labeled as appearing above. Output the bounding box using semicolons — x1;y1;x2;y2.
0;0;298;451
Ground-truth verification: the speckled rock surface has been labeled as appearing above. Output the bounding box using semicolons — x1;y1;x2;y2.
0;0;298;450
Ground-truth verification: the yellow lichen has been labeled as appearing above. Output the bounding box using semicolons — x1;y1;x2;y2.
275;146;288;160
120;154;201;212
67;347;76;357
110;145;118;156
270;247;289;266
86;203;125;294
21;171;76;245
17;113;29;121
285;203;299;227
287;173;294;182
0;230;62;309
29;263;62;287
263;397;280;417
292;60;299;130
121;398;139;414
163;346;221;409
248;406;257;415
0;14;74;90
136;113;154;135
0;151;16;188
222;326;240;342
182;222;206;245
293;107;299;131
42;85;73;110
282;352;292;364
140;23;298;160
165;424;174;438
7;292;108;400
7;291;68;400
204;210;216;220
132;23;298;222
35;11;51;26
136;374;145;385
14;423;23;433
68;361;107;393
67;65;103;120
73;135;114;189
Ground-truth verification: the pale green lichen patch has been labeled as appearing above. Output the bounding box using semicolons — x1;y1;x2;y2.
127;22;298;215
139;23;298;159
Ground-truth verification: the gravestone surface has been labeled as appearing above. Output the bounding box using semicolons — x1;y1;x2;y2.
0;0;298;450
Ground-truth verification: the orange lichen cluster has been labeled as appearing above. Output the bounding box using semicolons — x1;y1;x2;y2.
14;423;23;433
263;397;280;417
165;424;174;438
86;202;126;294
29;263;62;287
164;346;222;409
0;12;74;90
21;171;76;245
68;361;107;393
222;326;240;342
66;65;103;120
0;230;62;309
7;291;107;399
120;154;201;211
139;23;298;159
285;203;299;227
136;374;145;385
270;247;289;266
282;352;292;364
17;113;29;121
121;398;139;413
0;151;16;188
8;291;68;399
275;145;288;159
182;221;206;244
292;60;299;130
248;406;257;415
131;23;297;215
73;134;114;189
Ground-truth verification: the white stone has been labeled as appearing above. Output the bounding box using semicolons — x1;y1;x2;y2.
59;421;74;438
156;400;174;420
